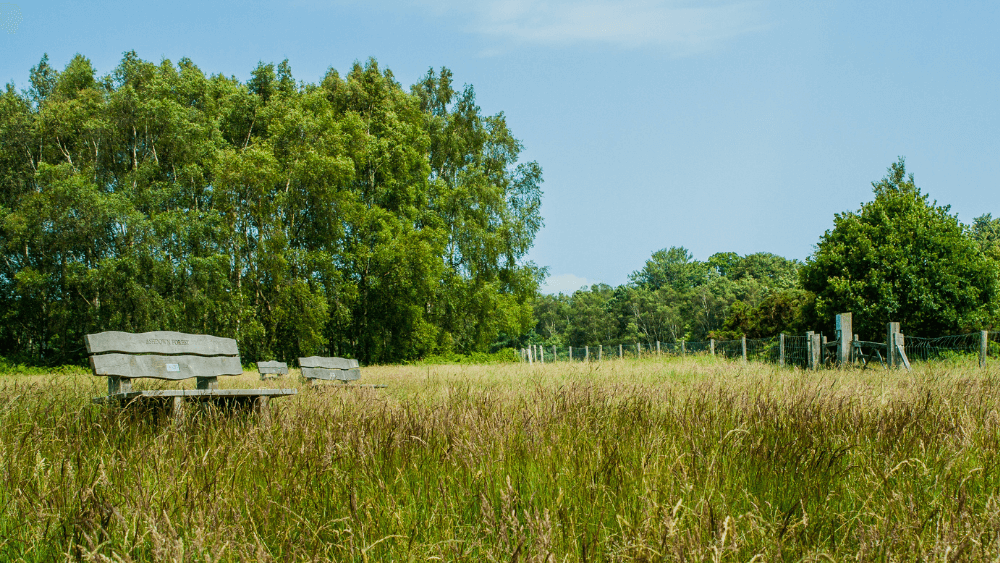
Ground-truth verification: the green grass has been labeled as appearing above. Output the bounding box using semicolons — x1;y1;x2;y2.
2;358;1000;561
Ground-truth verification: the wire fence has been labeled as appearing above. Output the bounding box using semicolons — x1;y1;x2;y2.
904;333;982;363
522;329;997;370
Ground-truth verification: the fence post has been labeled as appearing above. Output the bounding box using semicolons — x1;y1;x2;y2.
741;336;747;363
835;313;852;366
854;334;859;366
528;346;533;366
815;333;824;369
886;322;900;368
710;339;715;356
779;333;785;367
585;346;589;362
553;345;557;362
981;331;988;369
619;344;623;359
539;345;544;364
657;341;661;355
599;344;603;361
681;340;686;356
806;331;814;370
636;342;641;357
569;346;573;361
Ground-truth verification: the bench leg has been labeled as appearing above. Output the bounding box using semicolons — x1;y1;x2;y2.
255;396;271;424
172;397;186;424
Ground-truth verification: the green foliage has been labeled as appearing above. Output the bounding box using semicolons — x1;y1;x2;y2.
718;288;815;339
536;248;804;347
412;347;519;365
800;158;1000;339
0;357;88;375
970;213;1000;261
0;54;542;365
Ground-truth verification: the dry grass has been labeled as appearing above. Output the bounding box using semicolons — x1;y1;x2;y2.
3;357;1000;561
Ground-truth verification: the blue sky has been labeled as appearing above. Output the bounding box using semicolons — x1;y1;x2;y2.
2;1;998;294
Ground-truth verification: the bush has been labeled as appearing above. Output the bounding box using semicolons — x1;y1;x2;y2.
413;348;519;365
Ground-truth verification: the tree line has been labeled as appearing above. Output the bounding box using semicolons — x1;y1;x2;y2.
0;53;543;365
534;159;1000;348
2;52;996;367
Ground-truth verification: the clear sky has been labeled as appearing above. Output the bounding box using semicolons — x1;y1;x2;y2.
2;1;998;294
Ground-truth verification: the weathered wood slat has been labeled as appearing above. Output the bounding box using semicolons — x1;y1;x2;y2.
256;361;289;375
896;341;912;371
299;356;358;369
93;388;297;403
853;341;888;349
301;367;361;381
86;331;239;356
90;354;243;380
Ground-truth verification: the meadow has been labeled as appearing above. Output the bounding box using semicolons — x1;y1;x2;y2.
2;357;999;561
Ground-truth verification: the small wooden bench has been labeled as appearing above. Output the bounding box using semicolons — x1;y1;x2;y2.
86;331;296;413
256;361;289;380
298;356;361;384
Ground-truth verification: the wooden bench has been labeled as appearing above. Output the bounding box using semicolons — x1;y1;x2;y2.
86;331;296;413
298;356;361;384
256;361;289;380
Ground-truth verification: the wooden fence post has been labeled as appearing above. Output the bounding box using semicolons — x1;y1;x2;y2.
619;344;623;359
657;341;661;355
981;331;988;369
853;334;859;366
886;322;900;368
569;346;573;361
741;336;747;363
779;333;785;367
836;313;852;366
539;345;544;364
636;342;641;357
528;346;533;366
710;339;715;356
599;344;603;361
815;333;823;369
553;345;557;362
585;346;589;362
806;331;814;370
681;340;686;355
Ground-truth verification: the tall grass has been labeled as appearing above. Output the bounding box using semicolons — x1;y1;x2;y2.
2;358;1000;561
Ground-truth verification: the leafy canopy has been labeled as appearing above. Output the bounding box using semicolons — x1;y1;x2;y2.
0;53;543;365
800;158;999;338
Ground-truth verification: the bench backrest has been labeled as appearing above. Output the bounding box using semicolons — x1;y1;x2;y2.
299;356;361;382
86;331;242;393
257;361;288;376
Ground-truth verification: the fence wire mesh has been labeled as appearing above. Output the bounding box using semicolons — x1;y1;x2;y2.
714;339;743;360
784;335;809;368
905;333;982;363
